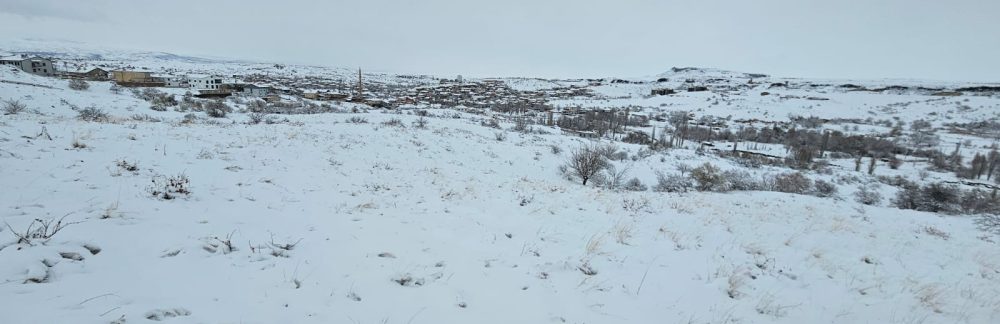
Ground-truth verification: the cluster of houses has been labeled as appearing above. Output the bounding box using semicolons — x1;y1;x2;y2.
0;53;574;111
395;79;597;112
1;53;278;100
401;79;550;110
2;54;108;81
108;70;274;98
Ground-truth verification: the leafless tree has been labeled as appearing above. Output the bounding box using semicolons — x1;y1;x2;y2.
987;149;999;181
567;145;608;186
668;111;691;147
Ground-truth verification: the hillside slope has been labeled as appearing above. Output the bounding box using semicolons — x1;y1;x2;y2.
1;67;998;324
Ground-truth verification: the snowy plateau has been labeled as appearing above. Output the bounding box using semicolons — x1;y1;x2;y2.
1;40;1000;324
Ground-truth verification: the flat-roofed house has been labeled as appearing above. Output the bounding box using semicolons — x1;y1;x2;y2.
62;68;110;81
112;71;165;87
153;74;189;88
188;75;227;90
0;55;56;76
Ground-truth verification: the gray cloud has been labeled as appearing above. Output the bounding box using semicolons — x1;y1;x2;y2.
0;0;998;81
0;0;109;22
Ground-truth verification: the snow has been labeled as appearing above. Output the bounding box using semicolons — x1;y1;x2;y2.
0;45;999;324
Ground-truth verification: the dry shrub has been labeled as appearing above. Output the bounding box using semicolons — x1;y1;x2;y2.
771;172;812;194
691;163;724;191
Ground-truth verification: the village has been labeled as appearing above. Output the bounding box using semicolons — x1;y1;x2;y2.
0;52;600;113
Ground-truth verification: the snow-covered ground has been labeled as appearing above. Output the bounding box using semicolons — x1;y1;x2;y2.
1;48;1000;324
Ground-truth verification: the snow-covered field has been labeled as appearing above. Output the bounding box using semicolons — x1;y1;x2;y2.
1;50;1000;324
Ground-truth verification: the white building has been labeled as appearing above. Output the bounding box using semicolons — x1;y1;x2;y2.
188;75;230;90
187;75;224;90
152;74;189;88
0;55;56;76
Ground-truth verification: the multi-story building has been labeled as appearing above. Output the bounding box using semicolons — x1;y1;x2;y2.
0;55;56;76
188;75;228;90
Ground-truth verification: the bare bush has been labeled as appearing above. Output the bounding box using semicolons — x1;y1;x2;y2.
481;118;500;129
691;163;725;191
77;107;109;122
494;131;507;141
623;177;647;191
722;170;761;191
68;79;90;91
130;114;159;122
595;143;628;161
115;159;139;173
149;174;192;200
654;171;693;192
3;99;26;115
5;214;79;245
178;96;201;112
854;185;883;205
513;116;529;133
346;116;368;124
381;118;405;127
894;183;961;214
248;112;268;124
412;116;429;129
770;172;813;194
181;113;199;124
247;99;268;113
149;92;178;110
567;145;608;186
134;88;170;102
70;136;87;149
977;214;1000;235
910;119;932;132
960;189;1000;215
204;100;231;118
599;164;630;190
811;179;838;197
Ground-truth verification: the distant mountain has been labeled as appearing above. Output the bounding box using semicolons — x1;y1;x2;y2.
654;67;769;80
0;38;234;64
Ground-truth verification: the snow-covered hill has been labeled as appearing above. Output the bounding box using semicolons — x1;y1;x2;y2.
1;41;999;324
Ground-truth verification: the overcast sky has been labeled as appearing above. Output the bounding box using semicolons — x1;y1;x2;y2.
1;0;998;81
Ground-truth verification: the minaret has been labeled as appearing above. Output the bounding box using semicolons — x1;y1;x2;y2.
356;68;363;100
